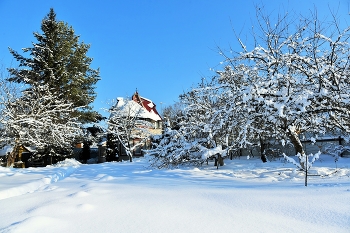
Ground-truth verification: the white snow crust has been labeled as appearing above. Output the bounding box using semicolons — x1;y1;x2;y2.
0;155;349;233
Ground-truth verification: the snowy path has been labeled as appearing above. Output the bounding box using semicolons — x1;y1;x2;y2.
0;156;349;233
0;159;80;200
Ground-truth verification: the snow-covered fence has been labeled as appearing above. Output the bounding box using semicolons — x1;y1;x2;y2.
301;137;349;157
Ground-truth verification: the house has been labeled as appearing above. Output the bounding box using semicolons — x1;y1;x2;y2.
131;91;163;133
104;91;163;161
111;91;162;134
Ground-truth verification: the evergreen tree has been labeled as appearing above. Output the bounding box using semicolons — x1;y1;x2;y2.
8;8;101;123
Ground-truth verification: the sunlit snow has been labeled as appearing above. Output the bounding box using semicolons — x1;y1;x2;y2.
0;155;349;233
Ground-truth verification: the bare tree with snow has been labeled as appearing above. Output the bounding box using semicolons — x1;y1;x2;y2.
161;102;184;130
217;7;350;168
1;80;82;167
0;72;22;166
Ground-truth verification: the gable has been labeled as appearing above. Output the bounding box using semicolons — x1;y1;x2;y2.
131;91;162;121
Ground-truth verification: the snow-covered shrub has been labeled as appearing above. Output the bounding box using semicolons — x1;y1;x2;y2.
323;144;350;162
146;127;205;168
283;152;321;171
146;123;227;169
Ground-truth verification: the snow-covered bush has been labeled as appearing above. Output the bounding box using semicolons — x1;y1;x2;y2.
324;144;350;162
283;152;321;171
146;127;204;168
146;116;228;168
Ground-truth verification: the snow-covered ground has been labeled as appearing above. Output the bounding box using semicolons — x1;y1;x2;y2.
0;155;349;233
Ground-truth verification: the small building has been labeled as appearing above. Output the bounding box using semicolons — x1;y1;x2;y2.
0;145;37;168
105;91;163;161
131;91;163;133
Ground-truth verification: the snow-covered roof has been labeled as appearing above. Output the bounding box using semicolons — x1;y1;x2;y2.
0;145;37;156
132;91;162;121
114;97;161;121
24;146;37;153
113;92;162;122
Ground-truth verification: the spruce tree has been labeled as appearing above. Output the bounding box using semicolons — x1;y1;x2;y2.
8;8;101;123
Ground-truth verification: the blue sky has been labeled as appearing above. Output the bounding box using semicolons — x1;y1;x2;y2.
0;0;349;117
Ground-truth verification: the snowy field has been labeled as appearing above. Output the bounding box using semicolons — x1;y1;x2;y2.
0;155;349;233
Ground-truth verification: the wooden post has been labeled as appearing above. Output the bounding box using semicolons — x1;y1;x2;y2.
305;155;308;187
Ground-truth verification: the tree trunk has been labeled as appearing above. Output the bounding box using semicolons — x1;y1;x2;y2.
218;155;224;166
259;137;267;163
127;150;133;162
287;128;306;169
214;154;224;169
127;141;133;162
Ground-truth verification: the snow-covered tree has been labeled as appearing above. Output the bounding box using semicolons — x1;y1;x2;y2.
216;65;277;162
149;8;350;170
0;73;22;149
147;79;229;168
147;121;211;168
106;98;153;162
217;8;350;168
161;102;184;130
8;8;101;124
179;78;234;151
1;80;82;167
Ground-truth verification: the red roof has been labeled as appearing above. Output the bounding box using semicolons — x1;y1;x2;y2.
132;91;162;121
